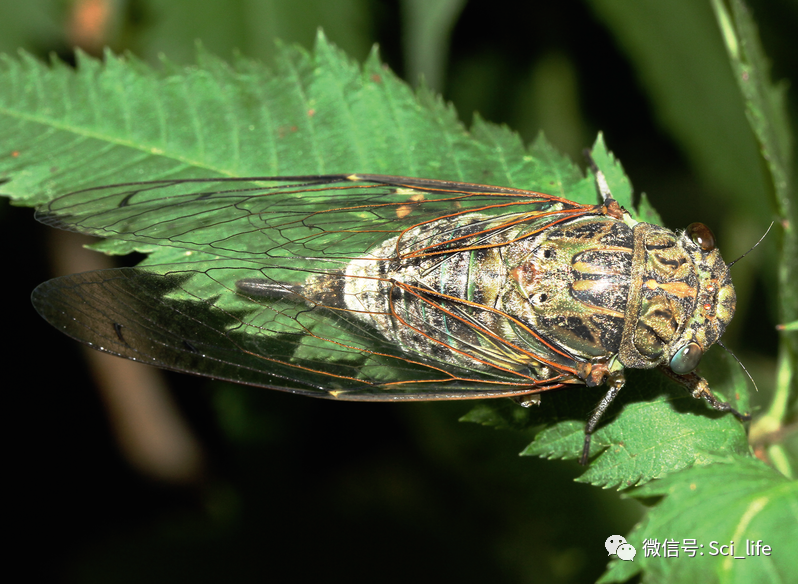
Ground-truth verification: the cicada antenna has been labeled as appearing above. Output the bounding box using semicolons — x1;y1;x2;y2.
727;221;774;267
717;339;759;393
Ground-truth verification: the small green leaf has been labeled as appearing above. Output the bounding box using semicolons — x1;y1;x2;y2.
589;132;634;210
468;347;751;489
599;456;798;583
459;400;536;432
588;132;662;225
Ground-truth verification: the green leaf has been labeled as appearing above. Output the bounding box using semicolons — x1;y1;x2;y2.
589;132;633;208
710;0;793;214
717;0;797;318
588;132;661;224
599;456;798;583
463;272;751;487
0;33;599;206
468;347;750;489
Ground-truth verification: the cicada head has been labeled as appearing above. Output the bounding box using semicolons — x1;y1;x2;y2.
665;223;736;375
620;222;736;374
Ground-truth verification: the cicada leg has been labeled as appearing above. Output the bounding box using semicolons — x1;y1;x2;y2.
513;394;542;407
657;366;752;422
580;371;626;466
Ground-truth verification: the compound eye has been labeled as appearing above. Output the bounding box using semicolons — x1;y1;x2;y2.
687;222;716;251
670;342;703;374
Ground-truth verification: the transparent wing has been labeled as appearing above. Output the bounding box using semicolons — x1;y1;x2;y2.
36;174;590;261
33;175;598;399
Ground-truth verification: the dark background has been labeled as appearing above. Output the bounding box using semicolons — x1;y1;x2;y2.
2;0;795;582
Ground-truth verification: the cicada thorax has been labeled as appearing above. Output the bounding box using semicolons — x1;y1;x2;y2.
504;216;633;364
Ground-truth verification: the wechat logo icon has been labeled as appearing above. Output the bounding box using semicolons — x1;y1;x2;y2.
605;535;636;561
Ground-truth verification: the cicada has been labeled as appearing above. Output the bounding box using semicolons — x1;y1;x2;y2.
32;171;749;464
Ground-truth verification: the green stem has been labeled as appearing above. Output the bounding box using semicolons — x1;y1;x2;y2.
710;0;797;460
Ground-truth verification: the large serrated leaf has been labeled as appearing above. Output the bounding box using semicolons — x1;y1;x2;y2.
1;33;597;203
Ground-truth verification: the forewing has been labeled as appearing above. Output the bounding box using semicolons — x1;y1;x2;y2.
35;175;591;262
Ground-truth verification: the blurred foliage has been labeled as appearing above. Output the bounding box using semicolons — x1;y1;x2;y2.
1;0;796;583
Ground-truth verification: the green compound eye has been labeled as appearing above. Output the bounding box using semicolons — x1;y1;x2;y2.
670;342;703;374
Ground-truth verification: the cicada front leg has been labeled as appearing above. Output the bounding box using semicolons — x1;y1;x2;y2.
657;366;752;423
